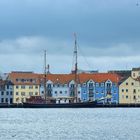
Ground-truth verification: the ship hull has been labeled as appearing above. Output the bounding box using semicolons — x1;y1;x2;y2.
23;102;97;108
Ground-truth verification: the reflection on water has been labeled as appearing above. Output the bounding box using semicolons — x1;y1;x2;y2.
0;108;139;140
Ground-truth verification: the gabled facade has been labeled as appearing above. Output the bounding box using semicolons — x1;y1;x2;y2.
40;73;120;104
80;79;119;104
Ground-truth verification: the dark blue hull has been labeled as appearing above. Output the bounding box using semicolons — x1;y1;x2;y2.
23;102;97;108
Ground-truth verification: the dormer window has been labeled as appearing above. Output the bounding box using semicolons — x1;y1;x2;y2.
21;79;24;82
47;84;51;88
106;83;111;87
89;83;93;88
70;84;74;88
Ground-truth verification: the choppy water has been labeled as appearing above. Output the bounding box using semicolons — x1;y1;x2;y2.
0;108;140;140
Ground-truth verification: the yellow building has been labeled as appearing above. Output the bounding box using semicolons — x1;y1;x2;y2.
119;68;140;104
8;72;40;103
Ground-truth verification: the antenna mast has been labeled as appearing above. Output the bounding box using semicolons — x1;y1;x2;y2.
74;33;78;103
44;50;47;102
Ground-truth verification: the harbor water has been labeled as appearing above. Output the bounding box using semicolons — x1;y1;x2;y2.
0;108;139;140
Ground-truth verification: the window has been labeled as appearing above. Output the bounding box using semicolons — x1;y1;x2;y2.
5;98;8;103
7;85;9;89
47;84;51;88
133;73;135;77
21;98;24;103
101;83;104;87
21;85;25;89
29;92;33;96
126;89;128;92
55;91;57;94
21;92;25;96
1;98;4;103
132;82;134;86
60;91;62;94
16;86;19;89
70;84;74;88
106;83;111;87
70;91;74;96
96;83;99;87
89;83;93;88
126;82;128;86
62;84;65;87
133;89;136;93
10;91;13;95
29;85;33;89
122;89;124;92
65;91;67;94
6;91;9;95
133;95;136;100
35;92;38;95
10;98;13;104
16;92;19;95
78;91;80;94
35;85;38;89
83;83;86;87
21;79;24;82
113;83;117;87
1;91;4;95
57;84;60;87
126;95;128;99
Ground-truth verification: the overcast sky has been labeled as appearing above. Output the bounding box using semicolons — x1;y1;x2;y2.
0;0;140;73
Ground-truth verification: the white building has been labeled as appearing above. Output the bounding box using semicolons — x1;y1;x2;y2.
0;80;13;104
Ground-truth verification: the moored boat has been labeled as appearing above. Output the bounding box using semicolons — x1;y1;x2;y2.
23;101;97;108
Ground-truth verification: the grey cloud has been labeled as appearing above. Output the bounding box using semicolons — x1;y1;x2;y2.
0;0;140;73
0;0;139;45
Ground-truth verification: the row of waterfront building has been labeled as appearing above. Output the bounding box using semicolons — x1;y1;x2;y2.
0;68;140;104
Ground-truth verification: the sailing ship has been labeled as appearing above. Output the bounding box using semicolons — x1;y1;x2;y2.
23;34;97;108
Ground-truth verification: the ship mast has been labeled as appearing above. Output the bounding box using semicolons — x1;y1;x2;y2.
74;33;78;103
44;50;47;102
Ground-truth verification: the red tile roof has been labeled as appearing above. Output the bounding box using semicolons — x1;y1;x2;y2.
8;72;120;85
40;73;120;84
8;72;40;85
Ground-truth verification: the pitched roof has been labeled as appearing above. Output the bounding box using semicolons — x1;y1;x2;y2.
40;73;120;84
132;67;140;71
8;72;120;85
8;72;40;85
